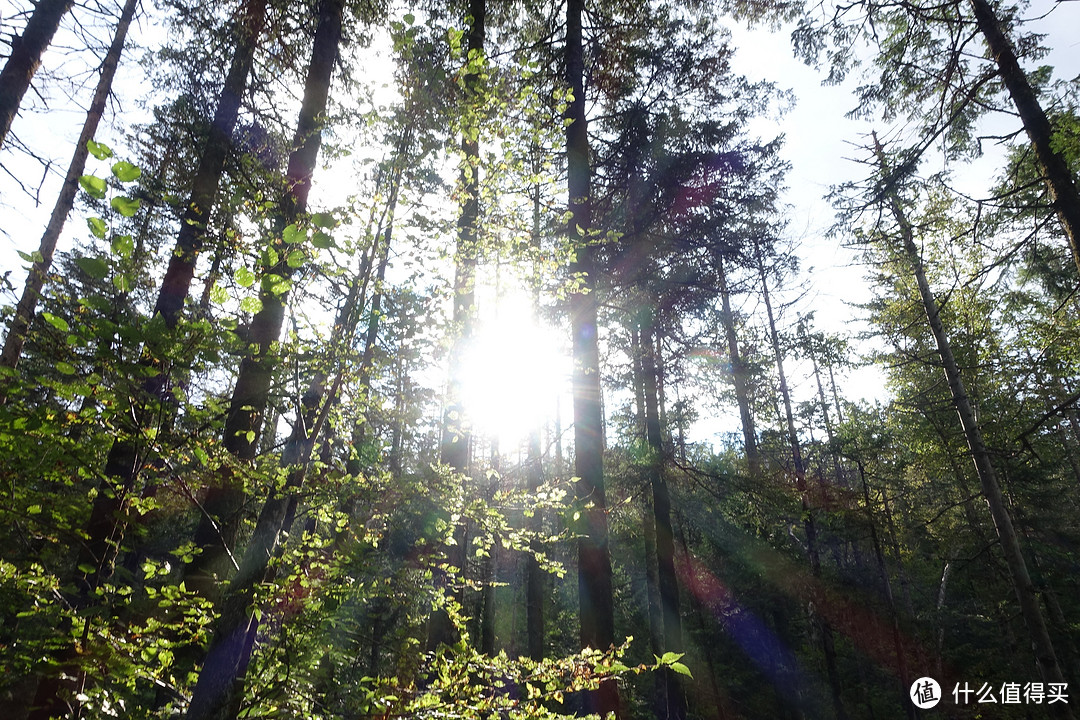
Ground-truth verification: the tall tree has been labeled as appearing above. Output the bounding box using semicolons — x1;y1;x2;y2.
185;0;345;602
73;0;268;602
427;0;486;651
788;0;1080;274
967;0;1080;276
756;242;849;720
566;0;618;716
870;133;1073;718
1;0;139;371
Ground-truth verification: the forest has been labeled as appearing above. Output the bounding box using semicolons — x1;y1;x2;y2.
0;0;1078;717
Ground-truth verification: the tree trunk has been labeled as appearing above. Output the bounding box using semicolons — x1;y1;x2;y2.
155;0;267;327
1;0;137;372
874;134;1073;718
185;0;342;602
757;248;849;720
641;317;686;720
717;258;760;477
0;0;74;147
525;183;546;661
858;462;915;720
566;1;618;716
427;0;485;652
968;0;1080;278
631;325;665;715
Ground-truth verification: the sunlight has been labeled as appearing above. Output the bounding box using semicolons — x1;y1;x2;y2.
459;289;567;450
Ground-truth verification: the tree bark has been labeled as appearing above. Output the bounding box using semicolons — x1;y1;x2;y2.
968;0;1080;278
874;133;1073;718
1;0;137;372
0;0;74;148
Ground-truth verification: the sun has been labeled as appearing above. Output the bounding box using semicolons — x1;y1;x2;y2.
458;290;567;450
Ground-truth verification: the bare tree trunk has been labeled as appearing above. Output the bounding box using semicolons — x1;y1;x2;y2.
875;134;1073;718
0;0;74;147
1;0;137;371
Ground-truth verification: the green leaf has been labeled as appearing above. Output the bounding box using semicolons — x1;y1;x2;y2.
240;296;262;314
110;160;141;182
404;12;415;24
87;216;107;239
112;274;132;293
670;662;693;678
262;273;291;296
27;504;42;515
42;313;69;332
75;256;109;280
17;250;44;264
210;283;227;304
86;140;113;160
56;362;76;375
283;223;306;245
286;250;305;268
234;267;255;288
110;195;141;217
312;230;333;249
111;234;134;258
79;174;107;200
312;211;336;228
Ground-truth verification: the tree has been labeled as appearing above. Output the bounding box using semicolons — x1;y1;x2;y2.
864;132;1072;718
565;1;619;717
428;0;486;652
1;0;139;372
185;0;345;603
787;0;1080;276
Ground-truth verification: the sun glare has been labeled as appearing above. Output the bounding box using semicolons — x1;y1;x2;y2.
459;291;567;449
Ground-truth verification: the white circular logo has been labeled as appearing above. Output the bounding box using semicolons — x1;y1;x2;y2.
910;677;941;709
